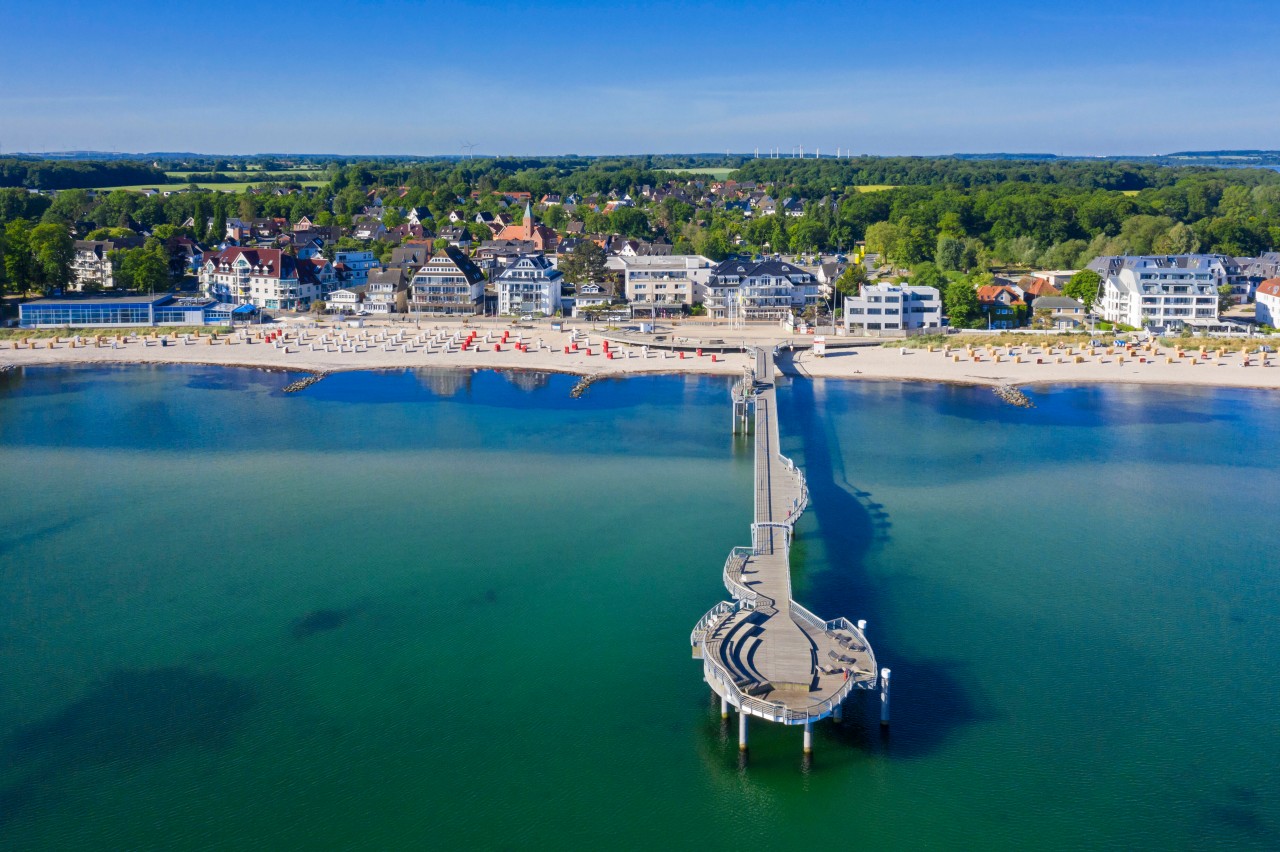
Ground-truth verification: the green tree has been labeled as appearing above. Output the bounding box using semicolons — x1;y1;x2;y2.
85;226;139;241
1117;215;1175;255
935;235;965;271
657;197;694;232
863;221;900;259
833;263;867;297
210;209;227;244
695;230;730;261
1063;269;1103;312
909;261;947;290
788;217;829;253
1154;222;1199;255
113;245;169;294
1218;283;1234;312
1217;185;1254;220
944;278;981;328
41;189;93;226
608;207;651;239
28;223;74;294
542;205;569;231
559;239;608;283
1037;239;1088;270
4;220;34;293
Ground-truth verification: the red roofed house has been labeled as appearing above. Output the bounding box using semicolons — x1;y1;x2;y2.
199;246;336;311
1019;275;1061;305
976;284;1027;329
1256;278;1280;328
494;202;558;252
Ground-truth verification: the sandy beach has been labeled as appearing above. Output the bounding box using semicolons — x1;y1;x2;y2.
0;322;752;378
5;322;1280;391
793;339;1280;390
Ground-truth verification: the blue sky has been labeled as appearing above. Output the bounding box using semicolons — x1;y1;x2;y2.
3;0;1278;156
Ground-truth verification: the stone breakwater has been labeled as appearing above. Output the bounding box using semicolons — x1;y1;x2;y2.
570;372;620;399
282;373;328;394
994;385;1034;407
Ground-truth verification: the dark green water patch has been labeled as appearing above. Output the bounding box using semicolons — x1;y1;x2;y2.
290;608;355;639
2;668;255;769
0;668;255;828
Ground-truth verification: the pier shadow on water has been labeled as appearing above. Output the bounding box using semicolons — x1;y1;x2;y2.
779;373;992;760
0;667;256;830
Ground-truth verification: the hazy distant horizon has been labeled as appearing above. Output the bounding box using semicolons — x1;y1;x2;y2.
7;149;1279;162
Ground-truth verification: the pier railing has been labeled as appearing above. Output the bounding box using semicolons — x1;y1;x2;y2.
721;546;761;607
701;652;862;725
689;600;737;647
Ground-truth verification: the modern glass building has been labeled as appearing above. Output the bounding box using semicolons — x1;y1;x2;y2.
19;295;255;328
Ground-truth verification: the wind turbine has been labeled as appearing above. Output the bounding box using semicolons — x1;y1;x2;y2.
461;141;478;159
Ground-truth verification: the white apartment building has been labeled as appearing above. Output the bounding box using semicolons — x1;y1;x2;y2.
705;258;820;321
1256;279;1280;327
496;254;563;316
365;268;405;314
200;247;335;311
71;238;143;291
334;250;378;287
612;254;715;317
842;283;943;336
1094;256;1220;330
408;246;486;315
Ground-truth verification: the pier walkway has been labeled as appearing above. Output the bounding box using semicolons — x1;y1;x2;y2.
692;350;882;749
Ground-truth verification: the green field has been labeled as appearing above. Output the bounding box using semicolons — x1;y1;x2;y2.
91;180;329;194
165;170;322;181
659;167;736;179
853;184;895;193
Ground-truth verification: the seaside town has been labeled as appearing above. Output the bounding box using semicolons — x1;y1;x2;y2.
4;157;1280;390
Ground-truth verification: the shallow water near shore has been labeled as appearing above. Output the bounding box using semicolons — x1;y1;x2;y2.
1;365;1278;849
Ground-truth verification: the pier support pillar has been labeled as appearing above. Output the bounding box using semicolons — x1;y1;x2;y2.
880;668;892;727
803;720;813;755
833;702;843;723
721;696;729;720
738;711;749;751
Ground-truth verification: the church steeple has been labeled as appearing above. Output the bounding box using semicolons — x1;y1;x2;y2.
523;200;534;240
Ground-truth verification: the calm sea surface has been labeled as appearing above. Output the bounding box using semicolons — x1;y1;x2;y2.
0;365;1278;850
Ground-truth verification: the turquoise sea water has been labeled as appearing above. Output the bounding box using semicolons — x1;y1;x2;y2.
1;366;1278;850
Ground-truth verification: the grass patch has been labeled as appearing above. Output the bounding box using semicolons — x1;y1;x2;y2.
853;184;896;193
1156;336;1278;353
895;332;1101;349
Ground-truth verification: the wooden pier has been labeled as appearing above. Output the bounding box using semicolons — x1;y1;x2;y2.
692;349;885;753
